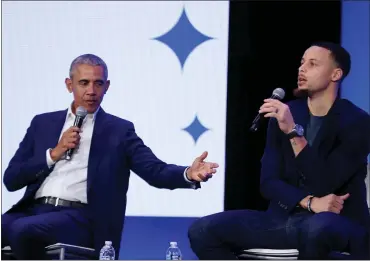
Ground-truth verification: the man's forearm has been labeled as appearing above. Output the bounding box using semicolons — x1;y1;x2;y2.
290;136;308;157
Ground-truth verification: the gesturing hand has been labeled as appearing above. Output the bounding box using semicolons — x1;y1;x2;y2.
186;151;219;182
259;99;296;134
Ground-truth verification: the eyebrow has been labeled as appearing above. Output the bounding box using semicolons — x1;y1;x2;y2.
301;58;320;62
78;79;105;84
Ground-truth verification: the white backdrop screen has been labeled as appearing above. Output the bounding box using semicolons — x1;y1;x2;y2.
2;1;229;221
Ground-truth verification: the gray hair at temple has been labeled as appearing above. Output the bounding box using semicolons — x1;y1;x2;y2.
69;54;108;80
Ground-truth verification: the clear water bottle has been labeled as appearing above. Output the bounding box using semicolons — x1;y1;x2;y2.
165;241;182;260
99;241;115;260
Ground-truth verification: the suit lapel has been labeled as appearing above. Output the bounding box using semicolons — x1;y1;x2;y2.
87;108;109;192
45;110;68;150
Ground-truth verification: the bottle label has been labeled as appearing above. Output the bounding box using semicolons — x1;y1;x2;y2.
166;254;182;260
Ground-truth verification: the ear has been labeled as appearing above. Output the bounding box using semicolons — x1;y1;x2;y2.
65;78;73;93
332;68;343;82
105;80;110;94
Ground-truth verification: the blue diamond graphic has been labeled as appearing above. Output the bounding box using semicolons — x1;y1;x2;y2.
152;7;214;70
182;115;210;144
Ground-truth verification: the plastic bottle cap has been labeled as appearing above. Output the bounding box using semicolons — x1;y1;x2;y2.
170;242;177;247
105;241;112;245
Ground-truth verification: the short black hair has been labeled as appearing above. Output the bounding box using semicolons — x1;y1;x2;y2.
311;41;351;80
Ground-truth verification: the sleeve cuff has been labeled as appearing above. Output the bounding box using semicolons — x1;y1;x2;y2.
183;167;197;189
46;148;56;168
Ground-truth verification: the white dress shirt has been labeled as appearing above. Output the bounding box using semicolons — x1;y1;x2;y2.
34;104;195;203
34;105;99;203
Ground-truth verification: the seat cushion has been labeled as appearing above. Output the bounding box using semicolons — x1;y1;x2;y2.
46;243;96;260
238;248;351;260
243;249;299;257
2;243;96;260
45;243;95;252
1;246;14;260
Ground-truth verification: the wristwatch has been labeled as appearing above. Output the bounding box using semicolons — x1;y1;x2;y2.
287;124;304;139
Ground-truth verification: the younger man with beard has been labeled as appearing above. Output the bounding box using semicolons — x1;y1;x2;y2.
188;42;370;260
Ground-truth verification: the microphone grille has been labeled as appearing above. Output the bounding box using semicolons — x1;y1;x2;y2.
272;88;285;100
76;106;88;117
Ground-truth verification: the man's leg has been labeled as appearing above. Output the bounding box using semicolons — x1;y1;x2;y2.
297;212;369;260
2;211;30;248
188;209;295;260
2;210;31;261
7;203;93;260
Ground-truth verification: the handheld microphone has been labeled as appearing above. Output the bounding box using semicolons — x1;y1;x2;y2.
65;106;87;160
249;88;285;132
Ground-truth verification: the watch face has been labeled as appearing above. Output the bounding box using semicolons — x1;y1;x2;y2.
296;124;304;136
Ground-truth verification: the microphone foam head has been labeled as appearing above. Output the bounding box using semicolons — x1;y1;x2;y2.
273;88;285;100
76;106;88;117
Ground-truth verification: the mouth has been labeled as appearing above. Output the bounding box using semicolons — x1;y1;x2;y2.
297;76;307;85
85;100;97;105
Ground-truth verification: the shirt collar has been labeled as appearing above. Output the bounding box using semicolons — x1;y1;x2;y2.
67;103;100;122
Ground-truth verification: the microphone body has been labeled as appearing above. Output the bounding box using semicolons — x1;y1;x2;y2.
250;88;285;132
65;106;87;160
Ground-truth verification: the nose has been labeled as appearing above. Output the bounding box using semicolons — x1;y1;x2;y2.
298;63;306;73
86;83;97;96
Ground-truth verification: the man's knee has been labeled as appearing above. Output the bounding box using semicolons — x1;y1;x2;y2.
7;218;41;245
4;217;49;260
188;212;232;248
2;213;19;231
303;212;338;238
301;211;360;247
2;213;24;247
188;216;211;243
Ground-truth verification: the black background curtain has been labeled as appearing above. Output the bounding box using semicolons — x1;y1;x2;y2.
225;1;341;211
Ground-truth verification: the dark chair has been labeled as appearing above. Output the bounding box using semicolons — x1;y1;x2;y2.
1;243;96;260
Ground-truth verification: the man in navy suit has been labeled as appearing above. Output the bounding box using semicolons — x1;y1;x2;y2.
1;54;219;259
188;42;370;259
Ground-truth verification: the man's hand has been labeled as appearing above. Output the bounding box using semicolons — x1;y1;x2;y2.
50;126;81;162
259;99;295;134
259;98;308;156
186;151;219;182
309;193;350;214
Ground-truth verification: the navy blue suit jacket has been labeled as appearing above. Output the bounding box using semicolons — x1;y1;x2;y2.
260;98;370;228
3;108;199;256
